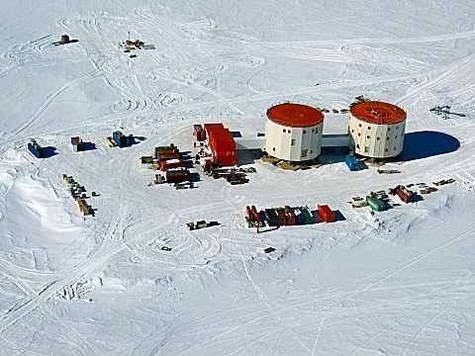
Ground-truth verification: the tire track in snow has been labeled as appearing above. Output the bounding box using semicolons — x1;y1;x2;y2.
10;68;102;138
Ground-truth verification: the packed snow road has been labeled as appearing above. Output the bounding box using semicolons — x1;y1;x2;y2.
0;0;475;355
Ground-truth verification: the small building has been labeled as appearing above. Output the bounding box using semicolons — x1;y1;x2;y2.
348;101;406;159
204;124;237;167
264;103;324;162
71;137;83;152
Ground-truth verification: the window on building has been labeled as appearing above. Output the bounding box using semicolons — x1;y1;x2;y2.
358;133;361;136
309;150;313;154
385;148;388;152
368;126;371;130
311;128;315;133
351;129;354;133
301;149;308;157
291;139;296;146
376;137;380;141
283;129;286;133
386;137;390;140
303;130;307;134
364;146;369;153
356;144;360;149
388;127;391;131
366;135;370;139
315;128;318;134
273;147;276;151
359;123;362;127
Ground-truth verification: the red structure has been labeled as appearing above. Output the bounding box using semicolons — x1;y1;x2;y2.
159;159;184;171
266;103;324;128
193;124;206;141
317;205;336;223
350;101;406;125
204;123;237;167
391;185;415;203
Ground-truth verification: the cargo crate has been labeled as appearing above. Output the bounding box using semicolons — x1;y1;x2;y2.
317;205;336;223
366;196;387;211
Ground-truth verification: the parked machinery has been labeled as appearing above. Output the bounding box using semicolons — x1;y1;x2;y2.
112;131;134;148
28;139;44;158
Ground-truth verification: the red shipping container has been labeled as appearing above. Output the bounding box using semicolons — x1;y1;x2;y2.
317;205;336;223
204;123;237;167
396;187;414;203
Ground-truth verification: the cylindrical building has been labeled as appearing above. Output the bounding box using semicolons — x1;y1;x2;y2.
265;103;324;162
348;101;406;159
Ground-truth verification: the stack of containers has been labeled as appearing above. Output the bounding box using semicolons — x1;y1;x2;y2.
204;123;237;167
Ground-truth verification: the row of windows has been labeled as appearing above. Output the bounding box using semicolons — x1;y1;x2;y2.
356;123;399;132
351;129;400;141
356;144;398;153
282;128;319;134
271;147;314;156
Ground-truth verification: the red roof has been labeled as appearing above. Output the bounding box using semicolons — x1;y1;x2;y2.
350;101;406;125
267;103;324;128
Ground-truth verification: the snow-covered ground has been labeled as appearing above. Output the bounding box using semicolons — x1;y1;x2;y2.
1;0;475;354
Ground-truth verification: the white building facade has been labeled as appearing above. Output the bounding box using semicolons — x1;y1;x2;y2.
348;101;406;159
264;104;324;162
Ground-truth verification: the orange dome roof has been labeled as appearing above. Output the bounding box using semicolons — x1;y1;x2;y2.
267;103;324;128
350;101;406;125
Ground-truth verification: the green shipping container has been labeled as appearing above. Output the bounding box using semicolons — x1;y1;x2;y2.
366;196;387;212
